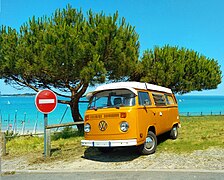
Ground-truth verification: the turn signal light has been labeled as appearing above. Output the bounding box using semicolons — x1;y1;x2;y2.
85;115;89;121
120;112;127;118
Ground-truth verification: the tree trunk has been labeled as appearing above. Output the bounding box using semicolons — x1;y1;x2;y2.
70;97;84;133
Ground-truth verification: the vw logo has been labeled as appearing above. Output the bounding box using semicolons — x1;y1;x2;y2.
99;121;107;131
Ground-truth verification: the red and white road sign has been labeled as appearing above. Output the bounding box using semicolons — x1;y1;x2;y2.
35;90;57;114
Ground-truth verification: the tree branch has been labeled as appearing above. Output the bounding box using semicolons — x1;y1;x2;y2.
58;99;70;104
43;83;71;98
77;83;88;99
73;80;83;92
10;75;39;92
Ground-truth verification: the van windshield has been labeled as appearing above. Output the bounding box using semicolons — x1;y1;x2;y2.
88;89;136;110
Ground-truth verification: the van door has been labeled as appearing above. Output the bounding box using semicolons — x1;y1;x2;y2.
152;93;169;134
165;94;179;129
137;91;155;143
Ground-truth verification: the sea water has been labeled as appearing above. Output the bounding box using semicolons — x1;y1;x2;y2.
0;96;88;133
176;95;224;116
0;95;224;133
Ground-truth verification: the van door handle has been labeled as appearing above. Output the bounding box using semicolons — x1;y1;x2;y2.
149;110;156;115
159;112;163;116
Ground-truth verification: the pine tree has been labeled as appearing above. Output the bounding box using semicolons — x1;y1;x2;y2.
130;45;221;94
0;5;139;132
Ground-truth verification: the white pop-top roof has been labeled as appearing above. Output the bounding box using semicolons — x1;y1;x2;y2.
94;82;172;94
86;82;172;99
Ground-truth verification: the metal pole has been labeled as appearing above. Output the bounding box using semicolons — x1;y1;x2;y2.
7;114;10;131
44;113;49;158
22;112;26;135
13;110;17;134
56;105;69;131
33;112;38;134
1;132;6;156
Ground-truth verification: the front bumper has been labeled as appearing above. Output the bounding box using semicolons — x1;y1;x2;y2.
81;139;137;147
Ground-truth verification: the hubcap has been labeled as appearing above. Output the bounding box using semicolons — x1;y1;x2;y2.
145;135;155;150
173;127;177;137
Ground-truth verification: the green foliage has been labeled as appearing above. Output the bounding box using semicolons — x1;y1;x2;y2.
0;5;139;89
51;126;83;140
130;45;222;94
0;5;139;128
4;130;19;141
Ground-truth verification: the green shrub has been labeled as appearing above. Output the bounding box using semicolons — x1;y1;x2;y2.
5;130;19;141
51;126;82;140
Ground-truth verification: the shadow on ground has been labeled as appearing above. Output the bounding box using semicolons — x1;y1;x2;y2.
82;132;171;162
83;146;141;162
157;132;171;145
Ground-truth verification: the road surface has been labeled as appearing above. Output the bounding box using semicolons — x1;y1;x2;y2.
2;170;224;180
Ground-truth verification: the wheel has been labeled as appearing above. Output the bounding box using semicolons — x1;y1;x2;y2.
139;131;157;155
170;126;178;139
98;147;113;153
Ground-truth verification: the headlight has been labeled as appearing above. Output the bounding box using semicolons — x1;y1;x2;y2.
84;123;91;133
120;121;129;132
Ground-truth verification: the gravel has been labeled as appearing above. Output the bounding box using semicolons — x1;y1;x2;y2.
2;147;224;172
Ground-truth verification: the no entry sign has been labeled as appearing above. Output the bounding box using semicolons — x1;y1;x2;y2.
35;90;57;114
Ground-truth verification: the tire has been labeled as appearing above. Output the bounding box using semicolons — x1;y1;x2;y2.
139;131;157;155
170;126;178;139
98;147;113;153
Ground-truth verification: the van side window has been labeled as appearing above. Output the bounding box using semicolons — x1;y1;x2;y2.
152;93;166;106
138;92;151;106
165;94;175;105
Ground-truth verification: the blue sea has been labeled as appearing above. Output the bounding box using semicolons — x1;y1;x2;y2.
0;95;224;133
0;96;88;133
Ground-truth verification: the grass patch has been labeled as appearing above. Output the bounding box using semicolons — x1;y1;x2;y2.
157;116;224;153
4;116;224;162
5;127;86;163
5;136;44;156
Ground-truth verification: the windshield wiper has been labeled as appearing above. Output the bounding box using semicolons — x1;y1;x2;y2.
115;105;120;109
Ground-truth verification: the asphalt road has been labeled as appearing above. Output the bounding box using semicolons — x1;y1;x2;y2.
2;170;224;180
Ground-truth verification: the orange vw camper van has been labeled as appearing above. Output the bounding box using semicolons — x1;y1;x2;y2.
81;82;180;154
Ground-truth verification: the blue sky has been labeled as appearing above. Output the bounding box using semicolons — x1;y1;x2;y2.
0;0;224;95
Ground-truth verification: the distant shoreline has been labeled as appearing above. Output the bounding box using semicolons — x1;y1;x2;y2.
0;93;36;97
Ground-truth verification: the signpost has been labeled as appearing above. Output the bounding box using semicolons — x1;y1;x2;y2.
35;90;57;158
35;90;57;114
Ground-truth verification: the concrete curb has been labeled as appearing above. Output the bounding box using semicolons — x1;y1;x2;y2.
2;168;224;174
